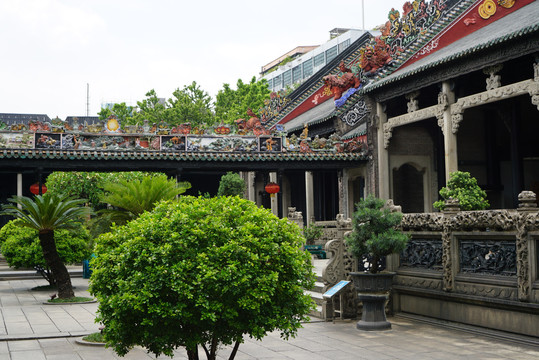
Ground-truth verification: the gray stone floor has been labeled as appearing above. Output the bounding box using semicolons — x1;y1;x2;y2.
0;276;538;359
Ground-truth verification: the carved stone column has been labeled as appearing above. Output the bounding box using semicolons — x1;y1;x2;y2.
441;81;458;179
305;171;315;226
516;191;538;302
376;102;390;200
269;172;278;216
442;198;460;292
247;172;256;202
287;207;304;230
338;169;349;219
17;173;22;209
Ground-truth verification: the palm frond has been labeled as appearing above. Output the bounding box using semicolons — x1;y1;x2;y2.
1;193;89;231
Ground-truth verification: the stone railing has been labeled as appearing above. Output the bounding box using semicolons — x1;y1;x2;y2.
320;192;539;336
398;191;539;303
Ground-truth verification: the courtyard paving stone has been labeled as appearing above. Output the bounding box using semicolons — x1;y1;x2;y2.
0;277;536;359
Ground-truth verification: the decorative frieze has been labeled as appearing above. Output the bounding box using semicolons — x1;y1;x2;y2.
383;103;444;148
451;79;539;133
340;98;368;126
459;240;517;276
400;239;443;270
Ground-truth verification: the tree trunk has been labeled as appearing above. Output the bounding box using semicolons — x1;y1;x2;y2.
38;230;74;298
186;346;199;360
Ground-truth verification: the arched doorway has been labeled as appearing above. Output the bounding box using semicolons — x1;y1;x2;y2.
393;163;424;213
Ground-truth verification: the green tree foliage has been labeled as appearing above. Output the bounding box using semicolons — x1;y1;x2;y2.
0;219;90;285
1;193;90;298
94;175;191;235
346;196;409;274
134;89;169;125
433;171;489;211
214;77;271;124
168;81;215;126
217;172;245;197
45;172;166;211
303;224;323;245
98;102;136;124
90;196;315;359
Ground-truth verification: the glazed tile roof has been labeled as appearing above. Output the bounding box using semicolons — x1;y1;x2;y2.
0;148;367;162
365;1;539;92
341;123;367;140
264;33;373;129
336;1;539;114
283;99;336;133
0;113;51;125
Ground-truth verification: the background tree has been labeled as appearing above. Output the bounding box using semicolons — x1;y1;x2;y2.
1;193;89;298
0;219;90;286
92;175;191;236
97;102;136;124
134;89;169;125
217;172;245;197
214;77;271;124
168;81;215;126
90;196;314;359
45;172;166;211
433;171;489;211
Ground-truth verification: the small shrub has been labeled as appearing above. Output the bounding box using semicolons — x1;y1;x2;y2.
217;172;246;197
346;196;409;274
0;219;91;285
433;171;489;211
303;224;323;245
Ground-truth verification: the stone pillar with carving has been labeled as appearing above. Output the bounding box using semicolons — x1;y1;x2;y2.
338;169;350;219
287;207;304;230
305;171;315;226
440;81;458;179
322;216;356;319
246;172;256;202
269;172;278;216
376;102;390;200
516;191;538;302
441;198;460;292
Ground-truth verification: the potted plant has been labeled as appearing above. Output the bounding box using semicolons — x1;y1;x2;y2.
345;196;409;330
303;224;325;259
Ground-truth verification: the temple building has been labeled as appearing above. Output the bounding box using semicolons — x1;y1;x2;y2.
266;0;539;214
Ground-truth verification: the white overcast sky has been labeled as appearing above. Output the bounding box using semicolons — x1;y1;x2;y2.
0;0;407;119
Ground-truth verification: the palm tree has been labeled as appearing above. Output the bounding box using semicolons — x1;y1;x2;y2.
90;175;190;236
1;193;89;298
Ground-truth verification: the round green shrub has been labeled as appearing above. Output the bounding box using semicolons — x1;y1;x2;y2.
433;171;489;211
217;172;246;197
0;219;91;276
90;196;314;358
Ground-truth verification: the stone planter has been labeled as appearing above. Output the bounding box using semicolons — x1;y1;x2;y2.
349;272;395;331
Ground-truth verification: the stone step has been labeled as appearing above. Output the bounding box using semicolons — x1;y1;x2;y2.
304;289;324;306
313;281;325;293
309;304;323;319
0;269;83;281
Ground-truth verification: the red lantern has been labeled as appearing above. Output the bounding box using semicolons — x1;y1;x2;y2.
30;183;47;195
265;182;280;194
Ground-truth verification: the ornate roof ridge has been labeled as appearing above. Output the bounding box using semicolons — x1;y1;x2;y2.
0;148;368;161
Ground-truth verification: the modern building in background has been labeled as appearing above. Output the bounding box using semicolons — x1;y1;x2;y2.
260;28;370;92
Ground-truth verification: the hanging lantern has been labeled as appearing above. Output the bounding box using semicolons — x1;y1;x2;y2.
265;182;280;194
30;183;47;195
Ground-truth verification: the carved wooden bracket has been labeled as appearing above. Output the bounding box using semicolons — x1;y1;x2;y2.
483;64;503;91
406;91;420;113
